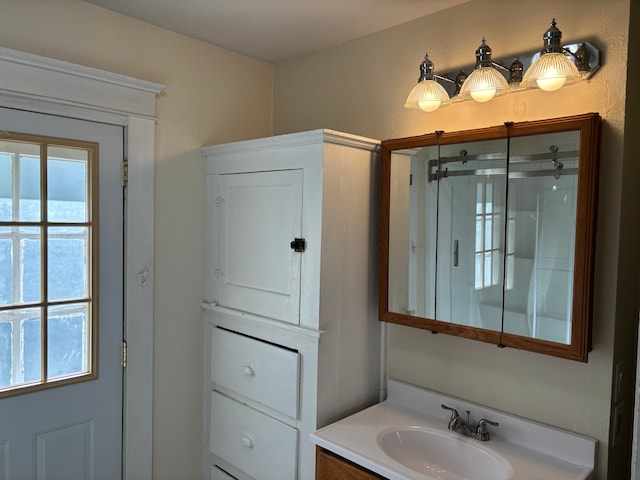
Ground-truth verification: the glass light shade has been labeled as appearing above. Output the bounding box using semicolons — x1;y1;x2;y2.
405;79;451;112
521;52;581;92
458;67;510;103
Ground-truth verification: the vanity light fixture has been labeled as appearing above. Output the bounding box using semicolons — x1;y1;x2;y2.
405;19;601;112
404;53;451;112
458;38;510;103
521;19;583;91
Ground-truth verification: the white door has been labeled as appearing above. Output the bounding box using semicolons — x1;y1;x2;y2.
0;108;124;480
214;170;303;325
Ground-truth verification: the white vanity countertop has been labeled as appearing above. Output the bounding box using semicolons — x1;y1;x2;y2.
311;379;596;480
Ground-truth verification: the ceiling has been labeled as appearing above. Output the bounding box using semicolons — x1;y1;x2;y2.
82;0;470;62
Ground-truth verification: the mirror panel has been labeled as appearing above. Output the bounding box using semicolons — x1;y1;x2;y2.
388;145;438;319
380;114;601;361
503;131;580;344
435;138;508;332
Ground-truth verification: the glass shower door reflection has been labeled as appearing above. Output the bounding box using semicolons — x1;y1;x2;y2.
503;131;580;344
435;139;507;331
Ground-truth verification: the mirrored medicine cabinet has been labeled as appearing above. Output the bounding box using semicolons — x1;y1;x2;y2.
379;113;601;362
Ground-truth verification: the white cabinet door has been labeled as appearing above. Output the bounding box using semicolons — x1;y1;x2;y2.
215;170;303;325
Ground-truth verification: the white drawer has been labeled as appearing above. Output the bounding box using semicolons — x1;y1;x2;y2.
211;327;299;418
210;392;298;480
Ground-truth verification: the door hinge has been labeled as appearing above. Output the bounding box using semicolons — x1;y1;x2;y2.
122;160;129;187
122;340;128;368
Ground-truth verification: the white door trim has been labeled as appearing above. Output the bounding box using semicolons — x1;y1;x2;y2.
0;46;164;480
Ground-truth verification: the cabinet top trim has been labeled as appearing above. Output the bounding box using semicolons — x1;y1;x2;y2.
202;129;380;157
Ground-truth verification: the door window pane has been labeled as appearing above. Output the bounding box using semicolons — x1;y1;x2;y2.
48;227;88;301
19;155;41;222
0;320;12;386
0;153;11;222
22;234;41;303
48;303;89;379
0;142;41;222
47;148;88;223
22;315;41;383
0;238;13;305
0;307;41;388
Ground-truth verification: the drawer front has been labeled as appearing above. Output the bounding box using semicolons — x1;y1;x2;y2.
210;392;298;480
211;327;299;418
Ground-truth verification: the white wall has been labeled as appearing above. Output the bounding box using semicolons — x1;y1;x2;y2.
0;1;273;478
273;0;631;477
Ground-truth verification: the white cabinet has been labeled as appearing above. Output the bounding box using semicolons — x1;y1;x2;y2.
202;129;381;480
214;169;303;325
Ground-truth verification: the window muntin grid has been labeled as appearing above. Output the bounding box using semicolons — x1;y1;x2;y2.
0;134;97;397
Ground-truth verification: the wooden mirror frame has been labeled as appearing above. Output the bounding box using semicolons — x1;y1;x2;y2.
379;113;601;362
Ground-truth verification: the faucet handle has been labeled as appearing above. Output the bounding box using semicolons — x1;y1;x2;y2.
441;404;460;419
441;404;463;431
475;418;499;441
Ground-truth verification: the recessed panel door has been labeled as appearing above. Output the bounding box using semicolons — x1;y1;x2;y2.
0;107;124;480
216;170;303;324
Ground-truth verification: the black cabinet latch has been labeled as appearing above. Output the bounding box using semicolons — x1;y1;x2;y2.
290;238;306;252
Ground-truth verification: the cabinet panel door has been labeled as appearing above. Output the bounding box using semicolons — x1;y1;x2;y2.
316;448;385;480
216;169;303;324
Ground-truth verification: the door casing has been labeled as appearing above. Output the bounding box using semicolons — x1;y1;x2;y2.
0;46;164;479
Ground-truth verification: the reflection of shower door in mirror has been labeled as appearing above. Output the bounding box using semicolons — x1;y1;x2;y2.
435;139;507;331
504;131;579;344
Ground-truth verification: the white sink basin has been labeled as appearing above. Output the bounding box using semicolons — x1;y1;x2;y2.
378;427;513;480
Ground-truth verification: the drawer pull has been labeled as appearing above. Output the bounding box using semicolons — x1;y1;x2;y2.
243;364;256;377
240;434;254;449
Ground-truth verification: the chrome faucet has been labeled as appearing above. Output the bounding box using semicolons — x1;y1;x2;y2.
441;404;499;441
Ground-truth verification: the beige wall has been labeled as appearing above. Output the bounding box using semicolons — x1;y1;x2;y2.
0;1;273;478
274;0;631;477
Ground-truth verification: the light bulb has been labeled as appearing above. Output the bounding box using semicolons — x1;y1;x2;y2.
535;69;567;91
470;87;497;103
418;99;442;112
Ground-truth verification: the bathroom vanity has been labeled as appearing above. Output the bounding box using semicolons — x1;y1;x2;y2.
312;379;597;480
202;129;382;480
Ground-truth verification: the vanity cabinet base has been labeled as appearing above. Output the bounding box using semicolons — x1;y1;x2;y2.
316;447;385;480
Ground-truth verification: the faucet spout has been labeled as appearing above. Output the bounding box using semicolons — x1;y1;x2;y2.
441;404;498;441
